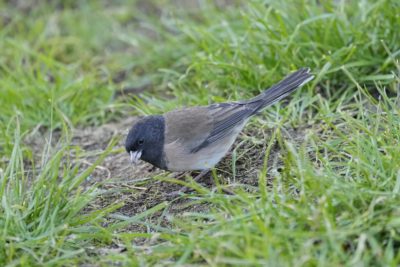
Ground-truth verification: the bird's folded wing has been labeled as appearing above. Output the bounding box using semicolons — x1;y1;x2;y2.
164;104;254;153
190;103;254;153
164;106;214;150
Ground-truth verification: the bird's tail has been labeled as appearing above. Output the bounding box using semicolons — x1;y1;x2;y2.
243;68;314;112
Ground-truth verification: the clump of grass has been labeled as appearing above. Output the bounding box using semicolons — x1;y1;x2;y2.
0;2;120;158
128;80;400;266
1;0;400;265
0;121;121;265
130;0;399;113
112;1;400;265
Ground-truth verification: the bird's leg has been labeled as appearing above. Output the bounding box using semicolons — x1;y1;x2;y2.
170;169;210;196
192;169;209;182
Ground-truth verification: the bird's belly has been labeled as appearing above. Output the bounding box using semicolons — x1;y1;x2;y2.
188;147;230;170
167;141;233;171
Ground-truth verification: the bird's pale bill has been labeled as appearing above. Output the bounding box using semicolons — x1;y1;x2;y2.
130;150;142;164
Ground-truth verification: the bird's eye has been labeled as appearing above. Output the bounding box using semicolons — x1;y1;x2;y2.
137;139;144;145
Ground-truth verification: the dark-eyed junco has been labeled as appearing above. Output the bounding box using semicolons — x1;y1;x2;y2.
125;68;313;172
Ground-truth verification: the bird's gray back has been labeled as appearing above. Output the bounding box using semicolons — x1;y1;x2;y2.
164;106;213;148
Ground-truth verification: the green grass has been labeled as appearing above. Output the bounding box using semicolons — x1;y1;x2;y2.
0;0;400;266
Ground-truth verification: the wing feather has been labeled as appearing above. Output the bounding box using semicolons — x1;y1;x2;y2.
190;104;253;153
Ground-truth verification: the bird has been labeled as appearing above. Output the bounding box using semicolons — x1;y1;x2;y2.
125;68;313;174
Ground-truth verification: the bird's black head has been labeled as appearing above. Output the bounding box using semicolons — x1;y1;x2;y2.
125;115;166;169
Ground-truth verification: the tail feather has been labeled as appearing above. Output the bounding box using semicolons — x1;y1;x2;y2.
243;68;314;112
